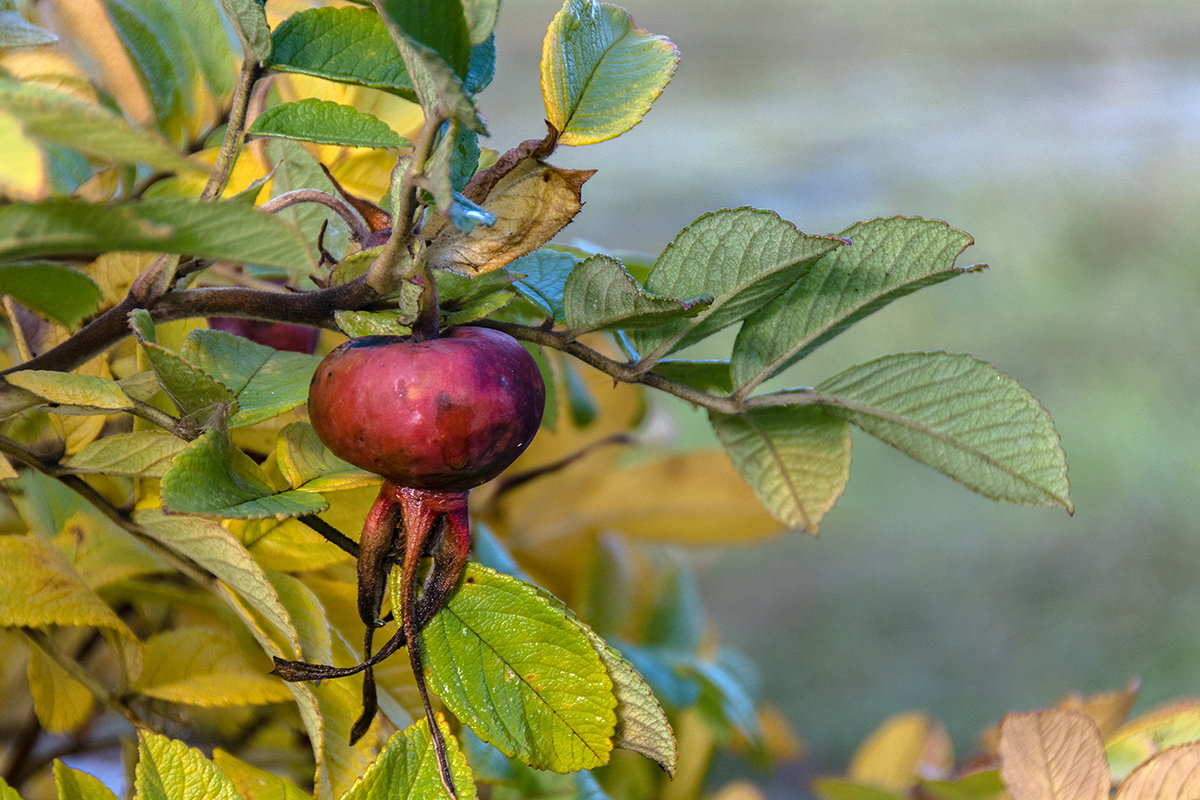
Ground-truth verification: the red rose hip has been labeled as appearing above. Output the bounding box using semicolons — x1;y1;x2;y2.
307;326;545;491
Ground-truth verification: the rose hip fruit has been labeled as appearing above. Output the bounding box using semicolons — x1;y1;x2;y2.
307;326;545;491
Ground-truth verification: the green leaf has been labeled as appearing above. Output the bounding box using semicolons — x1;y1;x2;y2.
732;217;982;392
130;310;240;429
563;254;710;335
101;0;183;130
462;0;500;44
132;509;301;656
577;626;676;775
541;0;679;145
510;249;580;322
249;100;410;149
0;535;135;637
211;751;309;800
54;761;119;800
650;360;733;393
180;329;323;428
918;770;1005;800
5;370;131;412
630;208;847;362
417;563;617;772
0;198;314;269
159;428;329;519
375;5;484;132
333;310;412;339
274;422;367;491
0;775;21;800
378;0;471;80
340;716;477;800
217;0;271;61
268;7;415;99
134;628;292;706
0;263;101;327
812;779;910;800
0;9;57;47
816;352;1072;510
62;431;187;478
135;730;242;800
0;79;196;173
709;405;852;533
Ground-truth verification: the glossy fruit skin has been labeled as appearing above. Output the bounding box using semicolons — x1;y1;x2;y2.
308;327;545;492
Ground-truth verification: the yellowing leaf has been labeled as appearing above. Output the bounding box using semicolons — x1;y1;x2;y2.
211;750;309;800
1058;678;1141;741
0;536;134;638
53;760;119;800
1107;701;1200;783
426;156;592;276
135;730;242;800
848;712;947;793
998;709;1109;800
133;628;292;707
27;643;94;733
0;108;47;198
6;370;133;411
564;450;781;544
1115;742;1200;800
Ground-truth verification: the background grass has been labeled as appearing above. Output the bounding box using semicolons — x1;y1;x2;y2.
487;0;1200;792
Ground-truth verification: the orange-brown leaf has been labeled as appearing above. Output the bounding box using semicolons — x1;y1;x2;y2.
1115;742;1200;800
998;709;1109;800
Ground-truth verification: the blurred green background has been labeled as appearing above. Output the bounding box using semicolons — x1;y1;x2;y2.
488;0;1200;791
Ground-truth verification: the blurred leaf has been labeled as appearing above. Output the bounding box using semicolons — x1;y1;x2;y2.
0;536;134;637
563;254;709;335
0;79;196;173
100;0;183;132
212;751;308;800
710;405;851;533
159;428;328;519
134;628;292;706
1107;701;1200;783
132;508;301;657
130;309;240;428
811;780;909;800
511;248;580;322
269;7;415;99
5;370;131;412
0;9;57;47
216;0;270;61
631;209;847;361
651;360;733;393
62;431;186;478
581;629;676;775
51;511;164;590
274;422;366;490
417;563;617;772
462;0;500;44
427;157;592;276
918;770;1005;800
0;263;101;327
0;108;48;197
541;0;678;145
562;450;781;544
378;0;471;79
249;100;410;149
684;652;763;749
53;761;119;800
998;710;1108;800
817;352;1073;511
135;730;242;800
1115;742;1200;800
341;716;477;800
27;644;94;733
180;329;322;428
1058;678;1141;741
847;712;939;794
732;217;980;391
0;198;314;269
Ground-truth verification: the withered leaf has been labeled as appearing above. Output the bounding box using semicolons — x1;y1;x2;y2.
425;155;593;276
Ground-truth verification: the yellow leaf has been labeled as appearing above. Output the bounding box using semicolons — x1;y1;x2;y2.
1115;742;1200;800
133;628;292;707
27;642;94;733
51;0;153;126
0;108;48;199
0;535;135;638
426;156;593;276
1107;700;1200;783
87;251;156;307
1058;677;1141;740
848;712;950;793
998;709;1109;800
